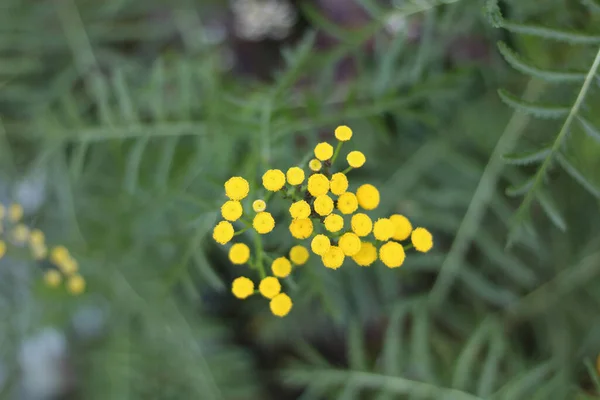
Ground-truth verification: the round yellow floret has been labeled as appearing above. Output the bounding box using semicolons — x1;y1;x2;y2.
262;169;286;192
232;277;254;299
253;212;275;234
50;246;70;265
314;142;334;161
271;257;292;278
259;277;281;299
335;125;353;141
321;246;345;270
338;232;362;256
379;242;406;268
213;221;234;244
356;184;380;210
390;214;412;241
313;195;334;216
352;242;378;266
8;203;23;222
59;257;78;275
307;174;329;197
253;200;266;212
411;227;433;253
289;200;311;219
31;245;48;260
347;151;366;168
309;159;322;172
289;218;313;239
229;243;250;265
270;293;293;317
329;173;348;196
29;229;45;246
311;234;331;256
289;245;310;265
373;218;395;241
337;192;358;214
44;270;62;287
324;214;344;233
0;240;6;259
221;200;243;222
286;167;305;185
67;275;86;295
12;224;29;243
224;177;250;201
351;213;372;237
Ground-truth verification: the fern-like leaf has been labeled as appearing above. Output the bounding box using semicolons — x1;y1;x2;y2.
556;153;600;198
502;146;552;165
536;190;567;231
582;0;600;13
578;115;600;144
498;89;569;119
506;176;535;197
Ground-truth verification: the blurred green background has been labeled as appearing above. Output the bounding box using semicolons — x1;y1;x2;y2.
1;0;600;399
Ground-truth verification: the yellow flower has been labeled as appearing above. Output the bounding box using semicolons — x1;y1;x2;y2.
347;151;366;168
311;234;331;256
411;227;433;252
29;229;45;246
262;169;286;192
337;192;358;214
221;200;243;222
379;242;405;268
213;221;234;244
356;184;380;210
50;246;70;266
31;245;48;260
232;277;254;299
0;240;6;259
259;277;281;299
314;142;334;161
270;293;293;317
67;275;86;295
351;213;372;237
289;218;313;239
12;224;29;243
324;213;344;233
271;257;292;278
229;243;250;265
307;174;329;197
253;199;266;212
338;232;362;256
321;246;344;270
289;245;310;265
253;212;275;234
352;242;377;266
373;218;395;241
335;125;353;141
289;200;311;219
286;167;305;185
390;214;412;241
225;177;250;201
329;173;348;196
44;270;62;287
8;203;23;222
309;159;322;172
59;257;78;275
313;195;334;216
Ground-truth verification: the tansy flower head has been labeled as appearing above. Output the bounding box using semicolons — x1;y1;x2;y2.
390;214;412;241
253;199;266;212
352;242;377;266
329;173;348;196
31;245;48;260
337;192;358;214
286;167;305;185
324;213;344;233
356;184;380;210
351;213;373;237
259;277;281;299
373;218;395;241
307;174;329;197
270;293;293;317
347;151;366;168
411;227;433;253
232;277;254;299
8;203;23;222
314;142;334;161
311;234;331;256
67;274;86;295
29;229;45;246
289;218;313;239
213;221;234;244
289;200;311;220
271;257;292;278
309;159;322;172
44;270;62;288
313;195;334;216
379;241;405;268
321;246;345;270
59;257;78;275
221;200;243;222
338;232;362;256
50;246;70;265
0;240;6;259
335;125;353;141
253;212;275;234
225;177;250;200
289;245;309;265
12;224;29;244
229;243;250;265
262;169;286;192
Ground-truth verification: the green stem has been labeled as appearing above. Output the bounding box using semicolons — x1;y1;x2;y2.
233;227;251;236
403;243;414;250
253;232;266;279
330;141;343;165
341;166;353;175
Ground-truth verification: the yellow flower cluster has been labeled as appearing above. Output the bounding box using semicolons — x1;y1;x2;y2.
0;202;85;295
211;125;433;317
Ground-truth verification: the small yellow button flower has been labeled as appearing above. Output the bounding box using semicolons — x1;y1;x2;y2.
411;227;433;252
271;257;292;278
12;224;29;243
324;213;344;233
335;125;353;141
67;275;86;295
321;246;345;270
229;243;250;265
259;277;281;299
356;184;380;210
29;229;45;246
309;159;322;172
221;200;243;222
44;270;62;287
313;195;334;216
213;221;235;244
225;177;250;200
289;218;313;239
289;245;310;265
311;234;331;256
352;242;377;266
232;277;255;299
307;174;329;197
8;203;24;222
329;173;348;196
262;169;286;192
337;192;358;214
270;293;293;317
347;151;366;168
253;212;275;234
50;246;70;265
373;218;395;241
0;240;6;259
314;142;334;161
286;167;305;185
379;242;406;268
338;232;362;256
31;245;48;260
390;214;412;241
60;257;79;275
351;213;373;237
289;200;311;219
253;200;266;212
